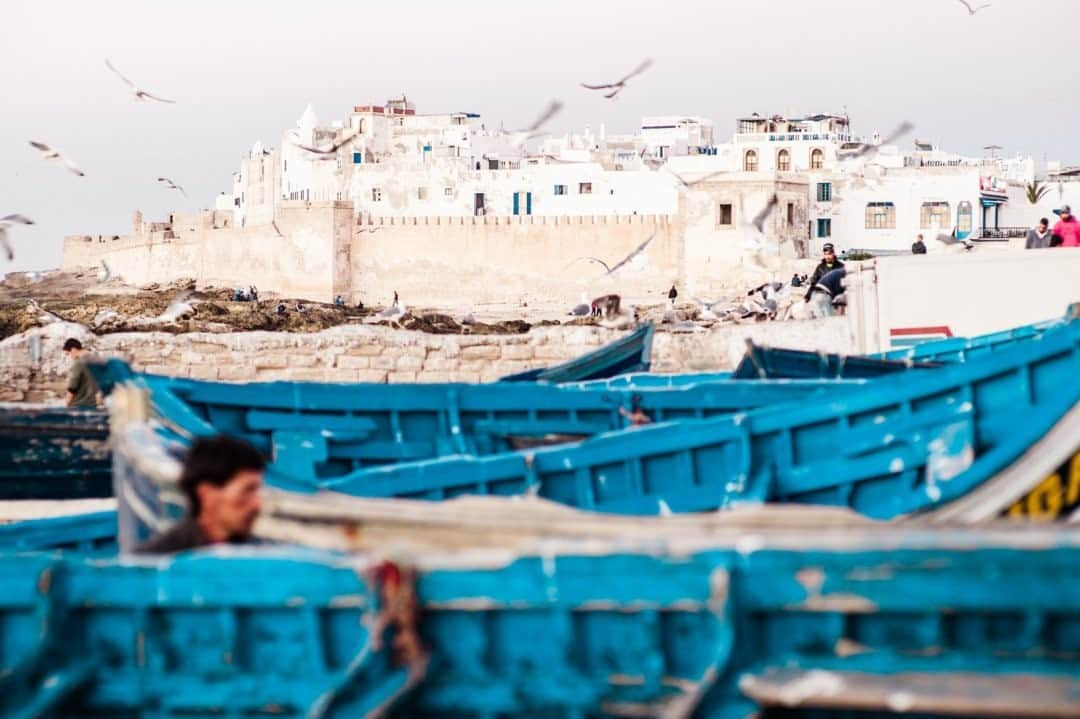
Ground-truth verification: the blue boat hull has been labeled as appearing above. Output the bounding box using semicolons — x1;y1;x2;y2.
1;526;1077;718
0;405;111;499
500;322;655;382
274;320;1080;519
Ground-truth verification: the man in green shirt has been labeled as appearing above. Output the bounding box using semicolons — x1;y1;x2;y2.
63;338;101;409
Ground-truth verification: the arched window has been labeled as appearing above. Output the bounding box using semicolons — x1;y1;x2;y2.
810;148;824;170
744;150;759;172
777;149;791;172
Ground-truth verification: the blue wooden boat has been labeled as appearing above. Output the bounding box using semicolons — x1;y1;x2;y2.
875;311;1072;363
107;318;1080;528
499;322;654;382
95;358;864;470
256;319;1080;519
1;525;1077;718
0;404;111;499
731;341;941;379
0;510;117;553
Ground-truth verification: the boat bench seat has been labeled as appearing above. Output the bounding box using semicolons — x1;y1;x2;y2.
471;419;612;439
780;405;975;495
246;410;377;435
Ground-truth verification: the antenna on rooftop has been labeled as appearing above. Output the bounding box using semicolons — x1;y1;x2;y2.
984;144;1003;159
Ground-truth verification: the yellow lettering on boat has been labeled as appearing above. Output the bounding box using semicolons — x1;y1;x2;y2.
1026;473;1062;520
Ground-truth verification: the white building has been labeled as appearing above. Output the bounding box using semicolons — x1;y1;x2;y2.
223;102;1050;259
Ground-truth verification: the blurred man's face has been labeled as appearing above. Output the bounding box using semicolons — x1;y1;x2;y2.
1039;221;1049;232
198;469;264;540
823;249;836;262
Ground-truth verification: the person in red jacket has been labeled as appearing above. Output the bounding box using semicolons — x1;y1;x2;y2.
1051;205;1080;247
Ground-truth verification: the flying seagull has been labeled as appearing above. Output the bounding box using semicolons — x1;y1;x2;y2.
291;129;358;157
751;194;780;234
956;0;991;15
667;168;725;189
28;141;85;176
0;214;34;261
837;122;915;161
105;59;176;103
575;232;657;276
581;59;653;99
934;231;975;251
740;194;782;270
157;290;197;323
157;177;187;197
507;100;564;147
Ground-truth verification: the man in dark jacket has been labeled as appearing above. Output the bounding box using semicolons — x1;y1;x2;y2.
807;266;847;317
135;435;265;554
804;243;844;302
912;234;928;254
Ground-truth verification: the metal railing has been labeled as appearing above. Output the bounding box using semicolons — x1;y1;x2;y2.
974;227;1028;241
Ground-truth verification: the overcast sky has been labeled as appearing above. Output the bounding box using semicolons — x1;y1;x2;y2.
3;0;1076;272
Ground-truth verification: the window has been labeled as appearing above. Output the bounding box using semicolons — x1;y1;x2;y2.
811;148;824;170
744;150;758;172
579;182;593;194
787;202;795;226
717;203;733;226
816;182;832;202
777;149;791;172
353;152;362;164
957;201;973;235
920;201;951;230
371;187;382;202
284;160;287;171
444;187;453;197
554;184;568;195
817;218;832;238
865;202;897;229
417;187;428;200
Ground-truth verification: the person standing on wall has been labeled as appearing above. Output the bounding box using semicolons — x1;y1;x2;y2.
62;338;101;409
1025;218;1053;249
1051;206;1080;247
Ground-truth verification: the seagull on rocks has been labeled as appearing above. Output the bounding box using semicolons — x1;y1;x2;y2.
157;177;187;197
693;297;729;322
156;290;196;323
28;141;85;176
569;292;591;317
581;59;653;99
0;214;34;261
28;300;64;325
105;59;176;103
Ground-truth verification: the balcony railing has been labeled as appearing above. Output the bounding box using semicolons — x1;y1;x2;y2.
973;227;1028;240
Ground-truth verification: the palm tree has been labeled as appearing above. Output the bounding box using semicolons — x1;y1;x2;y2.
1026;180;1050;204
